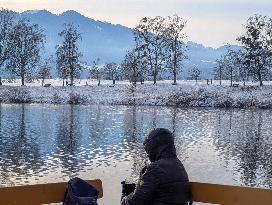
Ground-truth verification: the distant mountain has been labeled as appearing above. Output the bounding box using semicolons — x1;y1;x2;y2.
15;10;240;78
17;10;134;64
183;42;241;78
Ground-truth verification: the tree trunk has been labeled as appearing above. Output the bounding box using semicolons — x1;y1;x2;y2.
21;74;25;86
71;73;74;86
219;67;222;85
256;62;263;86
259;71;263;86
133;74;136;85
173;48;177;84
173;67;177;84
42;78;45;86
153;67;157;85
230;68;233;87
133;67;136;85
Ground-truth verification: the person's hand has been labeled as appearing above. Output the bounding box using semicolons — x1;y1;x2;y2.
120;196;128;205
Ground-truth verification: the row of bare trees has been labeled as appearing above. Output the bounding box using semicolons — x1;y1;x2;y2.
0;8;86;86
122;15;187;85
89;59;124;85
214;15;272;86
2;8;271;87
1;9;187;86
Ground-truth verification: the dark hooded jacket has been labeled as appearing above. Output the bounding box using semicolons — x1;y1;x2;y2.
121;128;191;205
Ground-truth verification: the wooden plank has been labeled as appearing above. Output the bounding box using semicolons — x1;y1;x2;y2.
0;180;271;205
191;182;272;205
0;179;103;205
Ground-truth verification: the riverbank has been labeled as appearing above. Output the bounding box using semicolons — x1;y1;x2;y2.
0;79;272;109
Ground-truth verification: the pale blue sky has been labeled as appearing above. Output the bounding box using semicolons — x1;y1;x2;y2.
0;0;271;47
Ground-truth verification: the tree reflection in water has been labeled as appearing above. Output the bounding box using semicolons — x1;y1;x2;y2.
0;104;271;190
212;109;272;188
122;106;148;180
55;105;82;176
0;104;42;186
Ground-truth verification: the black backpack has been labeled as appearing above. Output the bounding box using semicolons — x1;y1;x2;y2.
63;177;99;205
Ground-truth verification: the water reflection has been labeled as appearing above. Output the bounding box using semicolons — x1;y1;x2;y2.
55;105;82;175
122;106;148;179
212;109;272;188
0;104;271;203
0;104;43;186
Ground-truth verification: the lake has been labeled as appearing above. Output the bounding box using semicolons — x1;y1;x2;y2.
0;104;271;204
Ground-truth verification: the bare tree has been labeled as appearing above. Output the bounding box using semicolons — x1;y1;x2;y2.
233;50;249;86
103;62;118;84
164;15;187;84
190;65;201;83
121;48;146;84
6;18;45;86
134;16;167;84
0;8;13;69
38;56;53;86
56;45;68;86
214;58;224;85
266;17;272;70
89;58;100;80
237;15;271;86
56;23;83;86
226;49;242;86
214;49;242;86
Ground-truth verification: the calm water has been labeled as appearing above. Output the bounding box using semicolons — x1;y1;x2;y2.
0;104;271;204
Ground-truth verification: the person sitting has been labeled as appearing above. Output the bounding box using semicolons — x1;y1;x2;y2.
121;128;191;205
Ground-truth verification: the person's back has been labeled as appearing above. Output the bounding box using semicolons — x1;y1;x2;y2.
121;128;191;205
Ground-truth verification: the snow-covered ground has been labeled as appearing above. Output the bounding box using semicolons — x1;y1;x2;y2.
1;79;272;109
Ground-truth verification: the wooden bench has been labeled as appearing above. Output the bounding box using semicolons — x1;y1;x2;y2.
0;181;271;205
192;182;272;205
0;179;103;205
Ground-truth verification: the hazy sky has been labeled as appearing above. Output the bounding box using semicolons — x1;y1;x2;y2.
1;0;271;47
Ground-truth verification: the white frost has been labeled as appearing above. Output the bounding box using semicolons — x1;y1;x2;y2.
0;79;271;109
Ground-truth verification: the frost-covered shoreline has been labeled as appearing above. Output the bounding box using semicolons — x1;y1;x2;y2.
0;79;272;109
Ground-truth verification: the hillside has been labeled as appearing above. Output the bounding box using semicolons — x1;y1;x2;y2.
14;10;240;78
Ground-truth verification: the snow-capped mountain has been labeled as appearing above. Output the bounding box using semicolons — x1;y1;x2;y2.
15;10;239;78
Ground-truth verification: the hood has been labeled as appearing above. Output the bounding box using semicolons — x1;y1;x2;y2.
144;128;177;162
